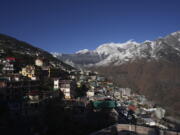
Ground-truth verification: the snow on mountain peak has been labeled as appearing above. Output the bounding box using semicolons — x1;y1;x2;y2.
76;49;89;54
95;42;119;55
171;31;180;36
52;52;62;57
125;39;139;45
53;31;180;67
95;40;139;55
143;40;152;43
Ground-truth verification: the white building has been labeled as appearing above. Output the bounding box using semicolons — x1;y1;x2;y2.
35;58;43;67
119;88;132;97
86;90;94;98
53;78;59;90
59;80;76;99
2;63;14;73
142;118;156;126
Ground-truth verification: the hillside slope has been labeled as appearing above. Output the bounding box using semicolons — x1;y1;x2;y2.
91;59;180;119
0;34;72;70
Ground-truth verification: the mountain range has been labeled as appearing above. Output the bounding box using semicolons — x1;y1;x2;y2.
53;31;180;67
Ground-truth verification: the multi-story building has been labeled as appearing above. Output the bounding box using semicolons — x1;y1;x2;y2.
53;78;60;90
2;63;14;74
59;80;76;99
35;58;44;67
86;90;95;98
2;57;16;74
54;79;76;99
20;65;40;80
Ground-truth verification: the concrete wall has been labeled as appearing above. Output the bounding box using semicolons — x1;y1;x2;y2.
114;124;180;135
90;124;180;135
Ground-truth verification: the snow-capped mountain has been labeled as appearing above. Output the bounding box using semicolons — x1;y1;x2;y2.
53;31;180;67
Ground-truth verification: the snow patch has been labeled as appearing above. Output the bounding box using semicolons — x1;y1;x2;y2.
171;31;180;36
95;40;140;55
143;40;152;43
52;52;62;57
76;49;89;54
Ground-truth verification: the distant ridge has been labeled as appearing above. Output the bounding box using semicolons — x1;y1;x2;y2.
53;31;180;67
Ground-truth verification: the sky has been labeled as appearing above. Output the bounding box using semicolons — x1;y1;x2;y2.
0;0;180;53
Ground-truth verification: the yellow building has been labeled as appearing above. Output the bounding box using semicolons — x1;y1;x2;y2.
20;65;39;80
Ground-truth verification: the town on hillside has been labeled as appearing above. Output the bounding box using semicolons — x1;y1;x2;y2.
0;55;180;135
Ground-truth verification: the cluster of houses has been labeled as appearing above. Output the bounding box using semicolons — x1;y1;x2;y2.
0;57;16;74
62;69;171;130
0;56;71;115
0;55;175;131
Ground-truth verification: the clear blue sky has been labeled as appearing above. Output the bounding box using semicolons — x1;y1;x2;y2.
0;0;180;53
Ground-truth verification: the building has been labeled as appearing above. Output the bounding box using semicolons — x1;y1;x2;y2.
35;58;43;67
114;91;122;99
6;57;16;62
53;78;59;90
97;76;105;82
20;65;40;80
86;90;95;98
54;79;77;99
90;124;176;135
2;63;14;74
119;88;132;97
1;57;16;74
0;78;40;101
0;78;7;100
26;90;40;104
59;80;76;99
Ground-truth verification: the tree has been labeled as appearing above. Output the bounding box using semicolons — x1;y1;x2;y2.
75;84;88;98
0;64;3;73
